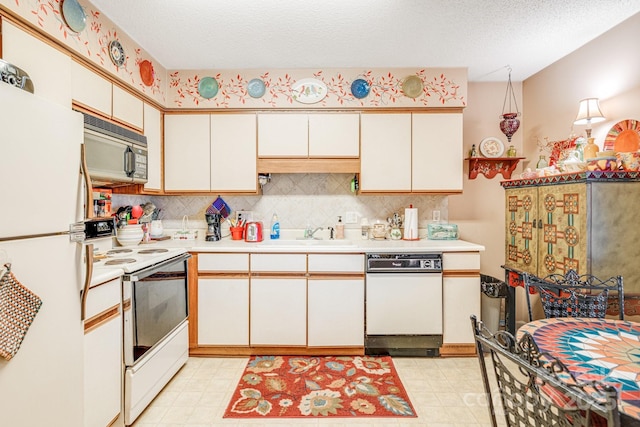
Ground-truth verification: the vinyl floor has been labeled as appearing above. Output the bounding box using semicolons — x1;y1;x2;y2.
131;356;505;427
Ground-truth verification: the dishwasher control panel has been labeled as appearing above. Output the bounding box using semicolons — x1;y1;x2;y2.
366;253;442;272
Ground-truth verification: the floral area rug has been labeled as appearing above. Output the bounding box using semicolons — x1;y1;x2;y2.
224;355;417;419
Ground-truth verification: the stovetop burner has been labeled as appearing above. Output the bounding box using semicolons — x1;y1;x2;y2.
137;248;169;254
104;258;137;265
107;248;134;256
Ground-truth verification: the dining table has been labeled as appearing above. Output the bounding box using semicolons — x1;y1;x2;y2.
517;317;640;426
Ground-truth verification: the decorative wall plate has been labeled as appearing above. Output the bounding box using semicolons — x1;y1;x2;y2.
604;119;640;152
108;40;125;67
291;78;328;104
61;0;87;33
198;77;219;99
247;78;266;98
479;137;505;157
350;78;370;99
401;75;423;98
139;60;154;86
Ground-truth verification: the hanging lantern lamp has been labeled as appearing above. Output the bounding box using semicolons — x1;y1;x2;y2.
500;67;520;143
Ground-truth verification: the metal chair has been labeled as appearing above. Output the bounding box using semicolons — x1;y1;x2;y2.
523;270;624;322
471;315;620;427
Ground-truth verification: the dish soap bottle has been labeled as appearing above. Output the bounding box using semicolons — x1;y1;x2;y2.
270;212;280;240
336;216;344;239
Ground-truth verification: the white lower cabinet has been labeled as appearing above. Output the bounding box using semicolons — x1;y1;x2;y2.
250;277;307;346
442;252;481;345
84;278;122;427
197;253;249;346
198;277;249;345
308;278;364;346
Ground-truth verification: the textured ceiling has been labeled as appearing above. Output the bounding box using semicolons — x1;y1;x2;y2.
89;0;640;82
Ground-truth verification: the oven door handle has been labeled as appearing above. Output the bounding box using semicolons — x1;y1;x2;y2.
122;252;191;282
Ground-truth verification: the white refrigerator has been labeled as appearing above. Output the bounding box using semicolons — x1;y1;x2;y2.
0;83;84;426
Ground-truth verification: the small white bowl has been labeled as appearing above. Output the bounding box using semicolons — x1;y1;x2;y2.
116;225;143;246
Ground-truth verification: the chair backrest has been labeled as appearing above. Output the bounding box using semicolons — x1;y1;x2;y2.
523;270;624;322
471;315;620;427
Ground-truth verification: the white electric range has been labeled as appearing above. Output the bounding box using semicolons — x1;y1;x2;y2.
92;243;191;426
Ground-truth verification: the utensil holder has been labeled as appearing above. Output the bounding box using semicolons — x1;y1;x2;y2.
230;226;244;240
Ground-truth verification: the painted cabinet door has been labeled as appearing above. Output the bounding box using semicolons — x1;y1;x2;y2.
84;278;122;427
164;114;210;191
412;113;463;191
505;186;539;275
536;183;587;276
506;183;587;276
2;20;71;106
210;114;257;192
308;113;360;157
143;103;162;191
70;60;112;117
112;85;144;130
257;113;308;157
198;278;249;346
442;275;480;344
250;278;307;346
360;113;412;191
308;278;364;346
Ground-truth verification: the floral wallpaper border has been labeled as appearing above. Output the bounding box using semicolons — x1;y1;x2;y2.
2;0;167;104
169;68;467;109
2;0;467;110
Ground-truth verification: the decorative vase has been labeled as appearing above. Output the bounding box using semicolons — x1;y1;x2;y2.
583;137;600;160
507;145;517;157
500;113;520;143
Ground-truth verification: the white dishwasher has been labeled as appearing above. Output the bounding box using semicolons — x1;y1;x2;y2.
365;253;443;357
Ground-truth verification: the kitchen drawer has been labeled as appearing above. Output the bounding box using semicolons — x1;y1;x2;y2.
198;253;249;272
250;254;306;272
308;254;364;273
86;278;121;319
443;252;481;271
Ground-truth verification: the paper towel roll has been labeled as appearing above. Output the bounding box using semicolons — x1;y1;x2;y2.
403;207;419;240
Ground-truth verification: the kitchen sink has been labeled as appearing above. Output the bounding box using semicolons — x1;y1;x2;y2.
261;239;356;247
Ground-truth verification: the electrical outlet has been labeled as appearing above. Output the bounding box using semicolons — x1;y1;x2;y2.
432;210;441;222
345;211;358;224
236;210;252;224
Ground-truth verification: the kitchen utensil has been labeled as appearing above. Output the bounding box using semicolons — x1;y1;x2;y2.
244;221;263;242
131;205;143;220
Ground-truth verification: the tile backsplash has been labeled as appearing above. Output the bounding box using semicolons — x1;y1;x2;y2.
113;174;447;230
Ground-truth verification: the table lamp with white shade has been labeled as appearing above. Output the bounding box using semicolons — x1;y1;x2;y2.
574;98;605;159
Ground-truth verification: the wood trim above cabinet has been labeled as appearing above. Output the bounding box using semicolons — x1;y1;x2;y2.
257;158;360;174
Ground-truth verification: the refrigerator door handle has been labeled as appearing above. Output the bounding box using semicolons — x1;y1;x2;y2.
80;144;94;220
80;243;93;321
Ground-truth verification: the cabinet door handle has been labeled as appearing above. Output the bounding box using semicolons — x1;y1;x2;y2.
538;219;543;228
532;219;537;229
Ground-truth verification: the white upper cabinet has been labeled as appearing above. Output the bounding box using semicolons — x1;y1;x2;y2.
257;113;308;157
360;113;412;192
308;114;360;157
258;113;360;158
2;20;71;107
164;114;210;191
210;114;257;192
70;61;144;131
143;103;162;191
70;60;112;116
112;85;144;130
412;113;463;192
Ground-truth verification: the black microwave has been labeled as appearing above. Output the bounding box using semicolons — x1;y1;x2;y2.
82;113;147;186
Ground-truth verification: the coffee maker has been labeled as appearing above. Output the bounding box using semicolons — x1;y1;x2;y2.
205;213;222;241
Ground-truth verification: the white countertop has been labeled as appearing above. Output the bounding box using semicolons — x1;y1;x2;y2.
140;228;485;253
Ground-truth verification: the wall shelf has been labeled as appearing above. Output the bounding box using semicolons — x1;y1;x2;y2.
466;157;525;180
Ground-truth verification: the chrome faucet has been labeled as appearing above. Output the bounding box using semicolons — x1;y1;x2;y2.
304;225;323;239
